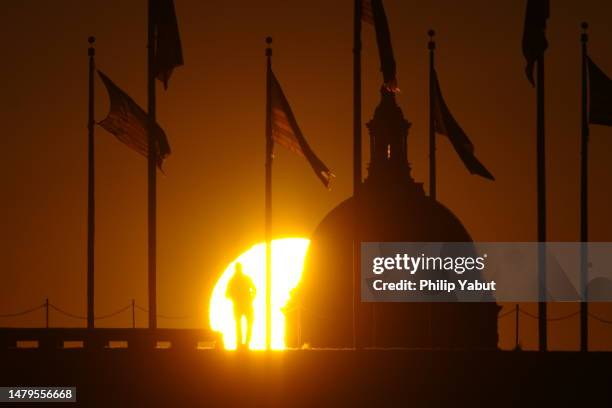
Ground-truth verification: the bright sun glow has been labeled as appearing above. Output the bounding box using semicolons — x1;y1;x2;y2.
209;238;310;350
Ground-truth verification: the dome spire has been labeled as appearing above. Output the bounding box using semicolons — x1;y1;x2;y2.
365;87;412;183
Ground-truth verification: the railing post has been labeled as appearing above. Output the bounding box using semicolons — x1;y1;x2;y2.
298;306;302;348
45;298;49;329
515;304;519;350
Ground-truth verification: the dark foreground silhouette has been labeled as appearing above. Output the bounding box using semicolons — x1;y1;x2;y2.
226;262;256;349
1;348;611;406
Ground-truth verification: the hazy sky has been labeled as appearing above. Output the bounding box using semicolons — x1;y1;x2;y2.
2;0;612;350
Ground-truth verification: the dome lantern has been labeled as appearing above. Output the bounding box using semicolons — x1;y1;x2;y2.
366;88;414;187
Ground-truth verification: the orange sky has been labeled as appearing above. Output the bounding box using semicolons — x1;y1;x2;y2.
2;0;612;350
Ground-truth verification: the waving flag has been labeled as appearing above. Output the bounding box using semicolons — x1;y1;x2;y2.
587;57;612;126
153;0;184;89
432;70;494;180
268;71;333;188
97;71;171;169
522;0;549;86
362;0;398;92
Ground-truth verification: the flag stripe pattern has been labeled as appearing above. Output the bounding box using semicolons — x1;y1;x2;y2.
361;0;374;24
432;70;494;180
97;70;171;169
588;57;612;126
153;0;184;89
522;0;549;86
269;71;333;188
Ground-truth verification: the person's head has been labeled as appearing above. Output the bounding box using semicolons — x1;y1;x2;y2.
234;262;243;275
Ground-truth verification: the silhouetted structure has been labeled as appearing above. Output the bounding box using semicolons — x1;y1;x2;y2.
290;88;500;349
87;36;96;331
427;30;494;192
580;21;589;351
263;36;333;349
226;263;256;348
146;0;183;330
522;0;550;352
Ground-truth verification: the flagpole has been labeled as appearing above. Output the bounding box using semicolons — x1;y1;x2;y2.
537;49;547;352
265;36;273;351
147;0;158;330
427;29;436;348
580;22;590;352
352;0;363;351
87;36;96;331
354;0;362;193
428;30;436;201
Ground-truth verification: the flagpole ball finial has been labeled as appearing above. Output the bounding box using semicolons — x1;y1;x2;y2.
581;22;589;43
88;36;95;57
428;29;436;50
581;22;589;30
265;36;272;57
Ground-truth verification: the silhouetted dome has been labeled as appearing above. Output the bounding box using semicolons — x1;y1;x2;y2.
288;89;499;349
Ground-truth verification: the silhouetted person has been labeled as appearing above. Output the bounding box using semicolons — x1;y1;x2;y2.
226;262;256;349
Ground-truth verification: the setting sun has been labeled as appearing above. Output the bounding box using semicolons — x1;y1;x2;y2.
209;238;310;350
